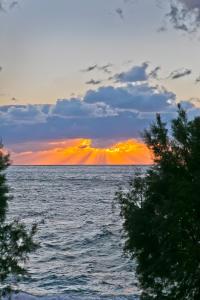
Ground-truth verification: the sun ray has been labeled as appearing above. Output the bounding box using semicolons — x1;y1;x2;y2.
11;139;153;165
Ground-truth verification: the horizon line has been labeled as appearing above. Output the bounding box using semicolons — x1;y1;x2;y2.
11;164;153;167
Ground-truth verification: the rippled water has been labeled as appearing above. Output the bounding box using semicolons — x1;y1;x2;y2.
6;166;146;299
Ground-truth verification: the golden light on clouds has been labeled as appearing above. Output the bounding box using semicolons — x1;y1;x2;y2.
11;139;153;165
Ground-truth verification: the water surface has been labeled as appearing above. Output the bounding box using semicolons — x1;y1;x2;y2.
6;166;146;299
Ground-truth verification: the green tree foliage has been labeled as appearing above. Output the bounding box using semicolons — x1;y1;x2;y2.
0;143;37;296
116;105;200;299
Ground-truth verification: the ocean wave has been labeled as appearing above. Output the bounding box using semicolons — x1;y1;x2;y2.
4;292;139;300
6;166;141;298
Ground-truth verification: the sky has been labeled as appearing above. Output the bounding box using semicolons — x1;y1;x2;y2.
1;0;200;165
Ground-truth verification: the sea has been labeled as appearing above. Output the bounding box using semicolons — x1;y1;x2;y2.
6;166;148;300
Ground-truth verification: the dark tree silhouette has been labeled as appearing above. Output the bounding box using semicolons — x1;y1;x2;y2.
0;143;37;296
116;105;200;299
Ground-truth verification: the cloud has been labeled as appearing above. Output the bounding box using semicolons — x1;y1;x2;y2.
86;79;102;85
149;66;161;79
50;98;116;118
0;0;18;12
116;8;124;20
123;0;134;3
0;110;148;144
0;105;46;124
113;62;149;83
0;1;5;11
98;64;113;74
195;75;200;83
11;97;17;102
168;68;192;79
9;1;18;9
178;0;200;12
81;64;97;72
84;83;175;112
50;98;93;117
1;80;199;147
166;0;200;32
82;64;113;74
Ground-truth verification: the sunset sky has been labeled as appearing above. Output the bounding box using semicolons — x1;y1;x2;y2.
1;0;200;165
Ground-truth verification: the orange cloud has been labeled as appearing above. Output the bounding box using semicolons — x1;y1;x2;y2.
11;139;153;165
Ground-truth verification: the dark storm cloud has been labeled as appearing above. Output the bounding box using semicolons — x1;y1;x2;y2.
168;68;192;79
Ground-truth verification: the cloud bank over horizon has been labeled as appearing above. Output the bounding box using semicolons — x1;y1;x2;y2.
1;63;200;151
0;60;200;164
